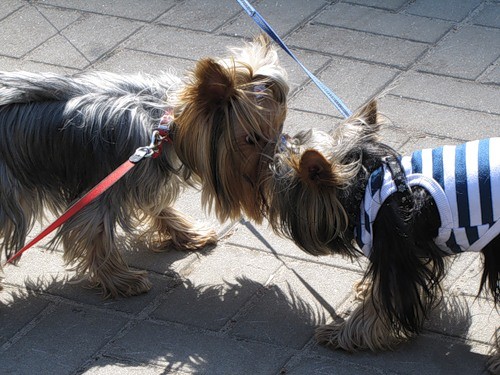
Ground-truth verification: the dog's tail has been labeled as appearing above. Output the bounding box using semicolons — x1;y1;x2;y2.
0;71;91;104
0;71;181;106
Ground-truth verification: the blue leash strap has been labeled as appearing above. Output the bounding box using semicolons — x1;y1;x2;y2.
235;0;352;118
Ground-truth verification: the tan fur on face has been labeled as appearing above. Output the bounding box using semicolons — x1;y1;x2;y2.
173;34;288;222
267;100;382;255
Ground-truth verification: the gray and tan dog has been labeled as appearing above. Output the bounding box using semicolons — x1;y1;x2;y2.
0;35;288;298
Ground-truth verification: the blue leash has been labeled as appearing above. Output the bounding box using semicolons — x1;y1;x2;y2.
235;0;352;118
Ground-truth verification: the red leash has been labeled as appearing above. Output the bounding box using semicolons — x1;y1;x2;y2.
5;126;171;266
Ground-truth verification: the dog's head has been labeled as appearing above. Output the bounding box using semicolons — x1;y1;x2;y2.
173;34;289;222
266;100;386;256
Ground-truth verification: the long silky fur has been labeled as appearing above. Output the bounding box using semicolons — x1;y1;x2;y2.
0;70;186;249
0;71;192;297
367;187;446;338
269;99;500;364
173;34;288;222
0;34;289;297
268;100;396;257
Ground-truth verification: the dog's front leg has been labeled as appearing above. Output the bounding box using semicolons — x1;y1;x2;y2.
140;206;217;252
317;192;440;352
316;282;404;352
60;199;151;298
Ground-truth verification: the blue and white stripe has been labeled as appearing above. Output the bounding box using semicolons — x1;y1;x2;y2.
356;138;500;257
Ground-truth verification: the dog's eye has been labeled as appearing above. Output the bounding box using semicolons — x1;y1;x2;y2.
245;134;261;145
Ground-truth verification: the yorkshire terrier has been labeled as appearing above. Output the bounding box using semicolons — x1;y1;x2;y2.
266;100;500;372
0;34;288;298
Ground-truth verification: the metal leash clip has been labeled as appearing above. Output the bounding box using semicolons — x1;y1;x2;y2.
129;130;166;163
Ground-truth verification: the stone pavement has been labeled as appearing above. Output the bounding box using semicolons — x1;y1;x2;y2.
0;0;499;374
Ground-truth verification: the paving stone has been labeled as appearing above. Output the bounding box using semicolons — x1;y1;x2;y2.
0;0;26;21
47;273;176;314
452;255;495;298
128;25;241;60
226;219;368;273
60;13;142;63
316;3;452;43
2;248;69;291
36;5;82;31
390;71;500;115
0;286;49;346
277;49;331;94
221;0;327;38
25;34;90;69
41;0;176;21
481;65;500;85
285;109;411;152
284;354;394;375
230;260;361;349
341;0;408;11
103;321;294;374
379;95;500;139
472;3;500;28
0;6;57;58
94;49;196;74
288;23;428;68
416;25;500;80
83;358;168;375
150;244;283;331
158;0;243;32
406;0;483;22
397;133;476;155
312;332;491;374
289;56;399;116
0;56;79;73
426;295;499;346
0;304;127;374
0;2;498;374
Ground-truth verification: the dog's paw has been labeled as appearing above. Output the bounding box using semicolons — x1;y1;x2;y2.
315;322;348;351
353;280;370;301
95;270;152;298
148;227;218;252
488;355;500;375
488;329;500;374
316;314;400;353
169;227;218;251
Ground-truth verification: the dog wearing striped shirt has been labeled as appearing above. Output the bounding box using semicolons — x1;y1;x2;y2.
266;100;500;373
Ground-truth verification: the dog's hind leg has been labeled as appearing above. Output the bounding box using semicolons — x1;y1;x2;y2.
0;162;34;261
315;283;409;352
481;236;500;374
480;235;500;304
140;206;218;252
489;328;500;374
60;197;151;298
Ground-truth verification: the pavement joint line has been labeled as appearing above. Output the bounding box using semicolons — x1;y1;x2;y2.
33;4;92;65
387;92;500;116
0;300;59;352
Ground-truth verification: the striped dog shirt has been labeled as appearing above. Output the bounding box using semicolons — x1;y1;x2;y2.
355;138;500;257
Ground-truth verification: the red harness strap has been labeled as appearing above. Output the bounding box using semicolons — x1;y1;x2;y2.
5;123;172;266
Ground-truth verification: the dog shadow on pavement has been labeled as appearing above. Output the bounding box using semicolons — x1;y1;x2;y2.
0;228;492;374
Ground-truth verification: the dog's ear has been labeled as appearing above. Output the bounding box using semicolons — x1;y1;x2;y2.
358;99;378;125
355;99;378;125
193;58;235;105
254;33;272;52
299;149;337;187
